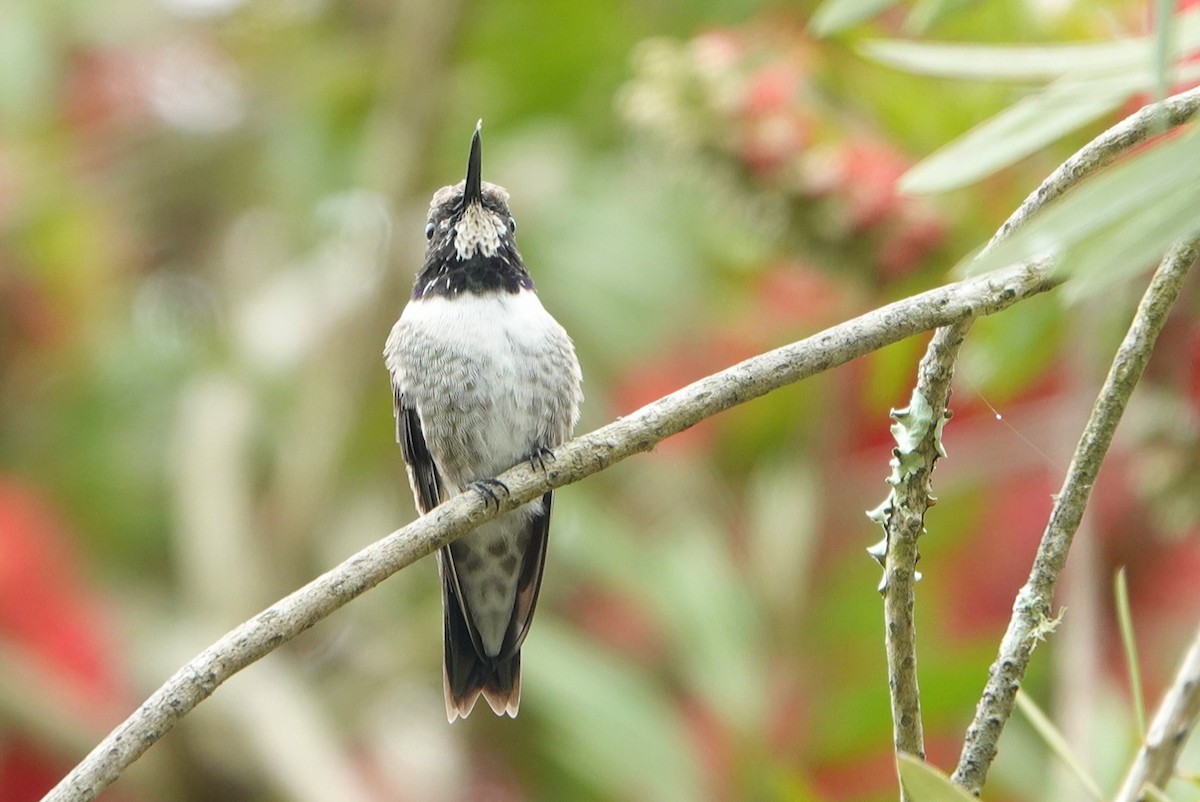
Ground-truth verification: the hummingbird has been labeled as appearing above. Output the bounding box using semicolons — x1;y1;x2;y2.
384;122;583;721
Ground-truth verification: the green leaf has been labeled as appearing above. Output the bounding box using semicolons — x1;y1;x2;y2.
1063;180;1200;301
746;461;820;614
904;0;982;34
1155;0;1175;108
650;523;769;731
1114;568;1148;737
1142;785;1174;802
810;0;900;37
874;10;1200;191
965;125;1200;287
896;755;978;802
1014;692;1106;800
899;73;1136;194
861;40;1153;81
0;4;56;124
864;9;1200;81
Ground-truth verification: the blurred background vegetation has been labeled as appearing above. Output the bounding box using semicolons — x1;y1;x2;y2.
2;0;1200;800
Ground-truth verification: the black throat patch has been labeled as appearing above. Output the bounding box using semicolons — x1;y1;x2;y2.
413;247;533;298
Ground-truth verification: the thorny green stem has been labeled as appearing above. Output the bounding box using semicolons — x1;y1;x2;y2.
877;320;969;788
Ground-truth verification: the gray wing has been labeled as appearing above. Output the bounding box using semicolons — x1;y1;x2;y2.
502;490;552;657
392;381;443;515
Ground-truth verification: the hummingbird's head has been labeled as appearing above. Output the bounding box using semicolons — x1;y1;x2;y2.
414;122;529;299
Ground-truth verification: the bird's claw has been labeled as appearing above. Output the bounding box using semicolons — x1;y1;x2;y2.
470;478;510;511
528;446;555;473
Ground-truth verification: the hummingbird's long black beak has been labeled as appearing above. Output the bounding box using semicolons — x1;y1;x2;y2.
463;121;483;206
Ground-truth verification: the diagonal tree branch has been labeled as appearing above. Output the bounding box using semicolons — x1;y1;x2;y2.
1113;621;1200;802
951;237;1200;795
986;86;1200;248
44;261;1055;802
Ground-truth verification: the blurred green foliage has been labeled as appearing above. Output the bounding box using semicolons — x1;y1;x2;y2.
3;0;1200;801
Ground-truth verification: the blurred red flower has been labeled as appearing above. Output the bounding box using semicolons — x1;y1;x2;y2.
0;479;131;801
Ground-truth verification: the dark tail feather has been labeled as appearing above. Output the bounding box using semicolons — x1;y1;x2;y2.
442;653;521;721
441;557;522;721
437;485;553;722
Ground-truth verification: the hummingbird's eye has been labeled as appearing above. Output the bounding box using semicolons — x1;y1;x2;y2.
424;222;435;240
507;216;517;234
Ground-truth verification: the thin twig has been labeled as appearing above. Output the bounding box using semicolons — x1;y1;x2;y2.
43;262;1055;802
1113;622;1200;802
871;320;970;777
951;238;1200;795
1014;691;1105;801
988;86;1200;247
